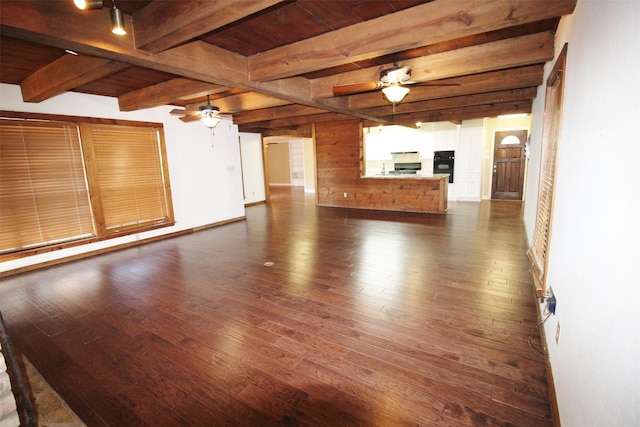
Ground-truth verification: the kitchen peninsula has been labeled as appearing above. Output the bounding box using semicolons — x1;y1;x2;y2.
315;120;449;214
359;173;449;214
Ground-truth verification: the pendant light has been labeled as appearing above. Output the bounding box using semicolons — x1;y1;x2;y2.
110;0;126;35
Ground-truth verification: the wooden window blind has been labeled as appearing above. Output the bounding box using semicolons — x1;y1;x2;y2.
527;44;568;297
0;119;95;253
89;124;172;233
1;112;174;258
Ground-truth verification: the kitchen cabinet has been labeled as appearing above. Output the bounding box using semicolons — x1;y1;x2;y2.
455;127;484;201
432;127;483;201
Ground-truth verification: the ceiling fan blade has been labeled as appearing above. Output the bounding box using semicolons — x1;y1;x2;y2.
170;108;201;117
179;115;202;123
333;82;383;96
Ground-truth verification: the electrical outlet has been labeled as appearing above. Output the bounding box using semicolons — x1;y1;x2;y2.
548;295;557;314
555;322;561;344
343;192;348;198
545;287;557;315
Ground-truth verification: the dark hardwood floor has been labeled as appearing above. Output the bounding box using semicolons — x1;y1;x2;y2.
0;187;551;426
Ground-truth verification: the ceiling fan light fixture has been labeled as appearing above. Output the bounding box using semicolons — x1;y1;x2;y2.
74;0;104;10
110;1;126;35
200;113;220;128
382;84;410;103
198;96;222;128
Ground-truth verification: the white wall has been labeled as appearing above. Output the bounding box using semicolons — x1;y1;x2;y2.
0;83;246;273
239;132;266;204
524;2;640;426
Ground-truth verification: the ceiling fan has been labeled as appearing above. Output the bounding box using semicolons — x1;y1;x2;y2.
333;64;411;100
332;57;460;105
170;95;232;128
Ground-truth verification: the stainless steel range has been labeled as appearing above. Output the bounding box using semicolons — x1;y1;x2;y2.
390;162;421;174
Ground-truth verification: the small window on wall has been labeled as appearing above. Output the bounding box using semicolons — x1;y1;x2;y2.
500;135;522;145
0;113;175;259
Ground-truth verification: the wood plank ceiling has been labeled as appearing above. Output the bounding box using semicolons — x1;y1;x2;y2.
0;0;577;136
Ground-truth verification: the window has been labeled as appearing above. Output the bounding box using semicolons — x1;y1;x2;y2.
89;124;172;233
0;113;174;258
527;44;567;297
0;119;94;253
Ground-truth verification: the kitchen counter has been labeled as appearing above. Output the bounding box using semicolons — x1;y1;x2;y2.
364;173;450;179
352;173;448;214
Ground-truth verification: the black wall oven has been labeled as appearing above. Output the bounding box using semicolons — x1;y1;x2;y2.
433;150;454;183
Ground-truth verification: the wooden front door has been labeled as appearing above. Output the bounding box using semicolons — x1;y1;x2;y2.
491;130;527;200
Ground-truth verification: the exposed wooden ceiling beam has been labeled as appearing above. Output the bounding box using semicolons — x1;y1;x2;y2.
348;65;544;109
118;78;229;111
240;91;536;131
20;54;128;103
248;0;576;81
186;92;292;114
253;125;313;138
368;101;533;128
238;112;354;133
133;0;285;53
233;104;327;125
311;32;554;99
0;1;389;124
361;87;539;117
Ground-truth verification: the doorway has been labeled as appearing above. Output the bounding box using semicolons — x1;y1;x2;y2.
264;137;315;202
491;130;527;200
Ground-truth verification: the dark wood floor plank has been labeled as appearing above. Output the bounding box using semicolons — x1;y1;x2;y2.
0;188;552;426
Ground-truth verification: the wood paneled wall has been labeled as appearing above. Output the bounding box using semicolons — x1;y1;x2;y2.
315;120;447;214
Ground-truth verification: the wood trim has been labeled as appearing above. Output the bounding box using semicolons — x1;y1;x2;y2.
192;216;246;232
0;110;164;128
527;248;545;298
527;44;568;297
0;217;246;278
547;358;561;427
262;137;271;203
0;221;175;262
534;289;562;426
0;226;184;278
